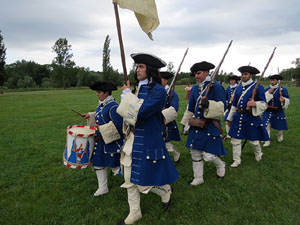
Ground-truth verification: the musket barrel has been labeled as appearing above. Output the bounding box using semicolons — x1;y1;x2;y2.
251;47;277;99
204;40;233;98
260;47;277;79
167;47;189;97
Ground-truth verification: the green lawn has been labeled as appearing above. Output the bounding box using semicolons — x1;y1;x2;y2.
1;85;300;225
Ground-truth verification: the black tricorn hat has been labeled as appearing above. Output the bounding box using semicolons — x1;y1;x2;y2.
160;71;174;80
190;61;215;73
238;66;260;75
130;53;166;69
269;74;283;80
90;81;117;92
228;75;241;82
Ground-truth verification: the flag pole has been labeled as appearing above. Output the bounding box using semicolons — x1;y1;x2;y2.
113;2;128;83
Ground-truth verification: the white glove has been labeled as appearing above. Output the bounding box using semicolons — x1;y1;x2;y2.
183;122;190;135
121;88;131;100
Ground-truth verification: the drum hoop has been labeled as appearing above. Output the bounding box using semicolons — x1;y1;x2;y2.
67;125;95;138
63;159;90;169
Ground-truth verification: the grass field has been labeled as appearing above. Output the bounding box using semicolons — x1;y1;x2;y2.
1;85;300;225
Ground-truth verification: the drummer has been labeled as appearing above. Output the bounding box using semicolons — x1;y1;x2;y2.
82;81;124;196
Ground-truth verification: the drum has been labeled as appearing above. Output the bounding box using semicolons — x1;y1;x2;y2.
63;125;95;169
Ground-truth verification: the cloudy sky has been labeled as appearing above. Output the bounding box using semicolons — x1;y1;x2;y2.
1;0;300;75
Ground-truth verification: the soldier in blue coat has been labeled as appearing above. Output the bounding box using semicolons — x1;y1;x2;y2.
117;53;179;225
224;75;240;138
227;66;269;168
262;74;290;147
180;61;227;186
82;81;123;196
160;71;181;163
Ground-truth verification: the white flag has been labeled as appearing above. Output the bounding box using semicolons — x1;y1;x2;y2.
113;0;160;40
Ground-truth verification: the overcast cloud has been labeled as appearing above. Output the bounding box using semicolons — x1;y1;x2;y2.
1;0;300;75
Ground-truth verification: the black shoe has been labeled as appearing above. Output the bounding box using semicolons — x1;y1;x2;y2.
117;221;126;225
162;198;171;211
217;175;225;179
174;158;180;166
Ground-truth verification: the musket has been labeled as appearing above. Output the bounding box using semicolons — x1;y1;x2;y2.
277;79;285;108
166;47;189;105
72;109;84;118
199;40;233;110
277;67;283;97
278;80;283;97
204;40;233;99
246;47;277;110
241;139;248;150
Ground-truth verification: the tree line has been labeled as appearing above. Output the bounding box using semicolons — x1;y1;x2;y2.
0;30;300;90
0;33;126;89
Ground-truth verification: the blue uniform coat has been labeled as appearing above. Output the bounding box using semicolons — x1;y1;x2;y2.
92;100;123;168
224;85;237;121
130;83;179;186
186;81;227;156
262;86;289;130
228;81;269;141
165;90;181;142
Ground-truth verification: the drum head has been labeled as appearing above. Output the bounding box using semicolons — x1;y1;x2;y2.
68;125;95;137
